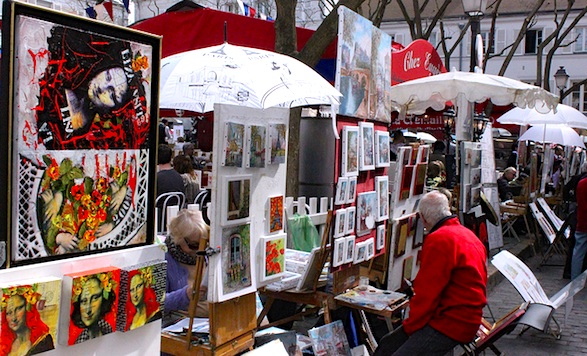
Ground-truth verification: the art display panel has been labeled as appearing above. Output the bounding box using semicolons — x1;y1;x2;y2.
1;2;160;267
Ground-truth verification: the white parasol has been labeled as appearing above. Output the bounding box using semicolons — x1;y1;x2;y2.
518;124;585;149
416;131;438;144
496;104;587;129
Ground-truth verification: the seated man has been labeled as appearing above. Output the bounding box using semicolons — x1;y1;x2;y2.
497;167;520;201
374;191;487;355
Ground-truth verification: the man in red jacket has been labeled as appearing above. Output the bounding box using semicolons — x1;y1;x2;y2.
375;191;487;355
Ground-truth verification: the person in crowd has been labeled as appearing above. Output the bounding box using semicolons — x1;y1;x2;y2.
429;141;446;165
0;288;55;355
173;155;201;204
389;130;406;161
71;274;117;343
506;143;519;168
159;120;168;145
426;160;446;188
374;191;487;355
563;161;587;278
497;167;519;201
164;210;210;325
183;143;201;169
572;161;587;280
157;144;186;206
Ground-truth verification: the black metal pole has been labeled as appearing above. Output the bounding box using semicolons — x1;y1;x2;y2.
469;16;480;72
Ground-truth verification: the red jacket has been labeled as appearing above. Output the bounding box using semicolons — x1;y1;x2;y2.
403;216;487;343
576;177;587;232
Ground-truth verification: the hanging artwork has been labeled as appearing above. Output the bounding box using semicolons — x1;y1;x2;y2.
341;125;359;177
402;256;414;290
332;238;347;267
413;163;428;196
259;234;286;282
222;175;251;226
267;195;284;234
269;123;287;164
0;277;61;355
375;175;389;221
369;29;392;122
417;145;430;164
334;177;349;205
334;209;347;238
375;130;391;168
344;236;356;264
365;238;375;260
222;122;245;167
393;217;410;258
353;241;367;264
1;2;161;266
345;207;356;235
117;260;166;332
221;224;252;295
245;124;267;168
400;165;415;201
359;122;375;171
356;191;377;236
376;224;386;250
412;217;424;249
346;177;357;204
62;267;120;345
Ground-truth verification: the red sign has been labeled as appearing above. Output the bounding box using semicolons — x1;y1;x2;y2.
391;39;447;85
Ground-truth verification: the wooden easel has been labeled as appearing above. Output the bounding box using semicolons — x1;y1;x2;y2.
161;233;256;355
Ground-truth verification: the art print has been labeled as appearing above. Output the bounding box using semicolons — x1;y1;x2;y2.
221;224;252;294
353;241;367;264
359;122;375;171
332;238;347;267
399;146;413;168
245;124;267;168
375;130;390;168
409;143;420;165
471;186;481;208
417;145;430;164
259;234;286;281
412;217;424;249
222;175;251;226
400;165;415;201
334;209;347;238
345;207;356;235
376;224;386;251
393;218;409;258
0;278;61;354
471;149;482;168
267;195;284;234
2;3;160;266
471;168;481;186
344;236;356;264
341;125;359;177
369;29;392;122
269;123;287;164
334;177;349;205
356;191;377;236
346;177;357;204
375;176;389;221
117;261;165;332
402;256;414;290
222;122;245;167
308;319;352;356
462;184;472;212
413;163;428;196
365;238;375;260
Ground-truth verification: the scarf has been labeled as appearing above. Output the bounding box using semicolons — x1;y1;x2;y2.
166;237;197;265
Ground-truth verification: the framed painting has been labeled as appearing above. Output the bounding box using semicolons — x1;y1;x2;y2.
334;177;349;205
365;237;375;261
376;224;386;251
353;240;367;264
341;125;359;177
267;195;284;234
401;256;414;290
375;175;389;221
409;143;420;165
393;217;409;258
412;163;428;197
259;234;286;282
220;224;252;296
358;122;375;171
1;2;161;267
356;191;377;236
269;123;287;164
334;208;347;238
375;130;390;168
245;124;267;168
398;146;413;168
345;206;356;235
346;176;357;204
412;216;424;249
222;175;252;226
417;145;430;164
222;122;245;167
332;237;347;267
400;165;415;201
344;235;356;264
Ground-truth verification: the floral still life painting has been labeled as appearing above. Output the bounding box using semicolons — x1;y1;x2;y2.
259;234;286;281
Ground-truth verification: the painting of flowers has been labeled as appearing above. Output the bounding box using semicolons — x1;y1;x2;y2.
259;234;286;281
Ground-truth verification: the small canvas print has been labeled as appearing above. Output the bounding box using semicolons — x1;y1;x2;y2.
341;125;359;177
356;191;377;236
333;238;346;267
412;217;424;248
246;124;267;168
260;234;286;281
346;177;357;204
471;186;481;208
394;217;409;258
365;238;375;260
471;149;482;168
345;236;356;264
400;165;415;201
353;241;367;264
399;146;413;168
223;122;245;167
65;267;120;345
413;163;428;196
221;224;252;294
267;195;284;234
334;177;349;205
359;122;375;171
409;143;420;165
308;320;352;356
1;278;61;355
463;184;472;212
377;224;385;250
345;206;356;235
334;209;347;238
402;256;414;290
471;167;481;185
375;130;390;168
375;176;389;221
269;123;287;164
417;145;430;164
223;175;251;225
117;260;166;332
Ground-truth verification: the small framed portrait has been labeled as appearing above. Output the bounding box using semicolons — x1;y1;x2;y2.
222;175;252;226
245;124;267;168
375;130;390;168
335;177;349;205
358;122;375;171
376;224;386;251
345;206;356;235
353;241;367;264
222;122;245;167
346;177;358;204
333;237;347;267
412;217;424;249
344;235;356;264
334;208;347;238
402;256;414;289
375;175;389;222
356;191;377;236
365;238;375;260
341;125;360;177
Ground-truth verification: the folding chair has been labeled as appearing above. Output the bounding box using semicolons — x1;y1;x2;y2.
156;191;186;234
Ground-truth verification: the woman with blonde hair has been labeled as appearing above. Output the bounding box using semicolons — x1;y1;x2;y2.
164;209;209;323
173;155;200;204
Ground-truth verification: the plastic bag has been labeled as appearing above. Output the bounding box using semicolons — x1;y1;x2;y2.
287;213;321;252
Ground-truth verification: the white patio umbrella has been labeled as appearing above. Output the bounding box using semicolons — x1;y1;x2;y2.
496;104;587;129
518;124;585;148
159;43;342;113
416;131;437;144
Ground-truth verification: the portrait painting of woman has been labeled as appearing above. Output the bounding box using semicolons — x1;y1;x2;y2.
122;266;163;331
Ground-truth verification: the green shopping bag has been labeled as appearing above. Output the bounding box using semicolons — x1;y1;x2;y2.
287;213;321;252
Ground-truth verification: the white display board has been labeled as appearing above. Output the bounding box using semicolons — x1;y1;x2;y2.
0;244;164;356
208;104;289;302
481;123;504;250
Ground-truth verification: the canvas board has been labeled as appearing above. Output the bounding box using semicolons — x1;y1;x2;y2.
358;122;375;171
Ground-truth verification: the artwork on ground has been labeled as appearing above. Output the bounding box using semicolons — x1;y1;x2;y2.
246;124;266;168
267;195;284;234
222;175;251;225
0;277;61;355
63;267;120;345
269;123;287;164
341;125;359;177
222;122;245;167
356;191;377;236
259;234;286;282
308;320;352;356
221;224;252;295
117;260;166;332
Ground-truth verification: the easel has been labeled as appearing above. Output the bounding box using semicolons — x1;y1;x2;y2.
161;233;256;355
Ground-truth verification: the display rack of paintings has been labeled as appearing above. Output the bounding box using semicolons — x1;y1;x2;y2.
267;195;284;234
375;130;391;168
341;125;360;177
335;177;349;205
0;2;161;267
269;123;287;165
358;122;376;171
334;209;347;238
345;207;356;235
222;122;245;167
222;175;252;226
259;233;286;282
356;191;377;236
245;124;267;168
461;142;483;212
375;176;389;221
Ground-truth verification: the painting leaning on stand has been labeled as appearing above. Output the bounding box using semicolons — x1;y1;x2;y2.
374;191;487;355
